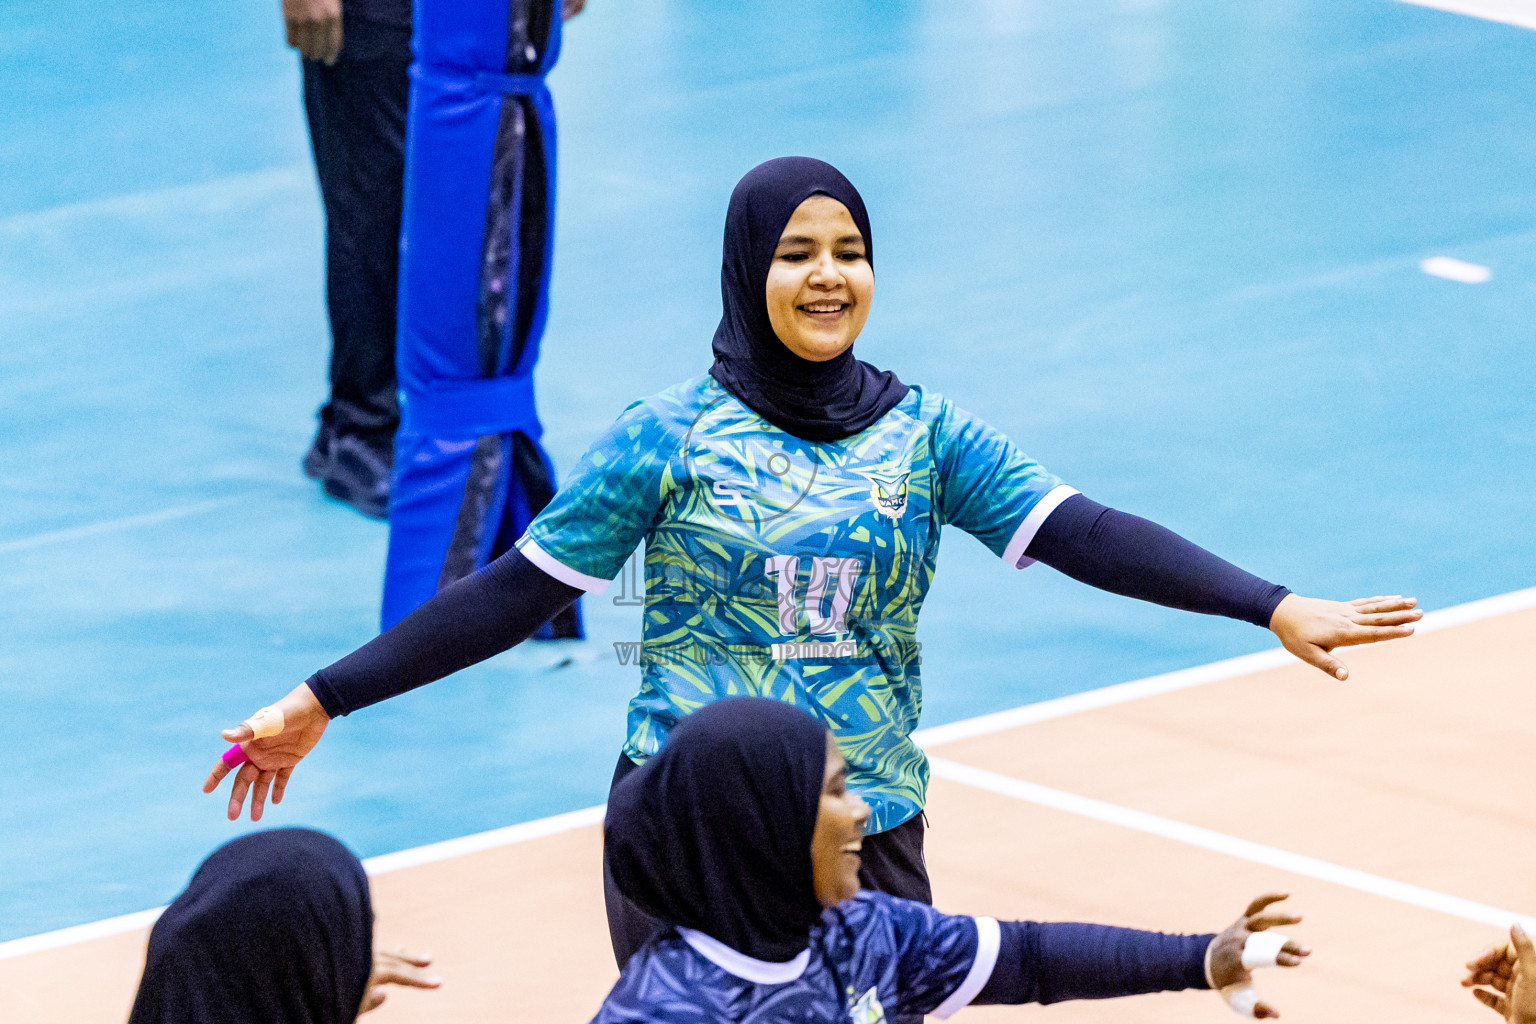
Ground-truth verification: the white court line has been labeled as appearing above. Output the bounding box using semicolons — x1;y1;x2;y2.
3;583;1532;959
0;496;245;556
1421;256;1492;283
0;908;170;962
914;585;1536;749
929;756;1536;931
360;804;607;874
1396;0;1536;30
913;648;1294;749
0;806;610;961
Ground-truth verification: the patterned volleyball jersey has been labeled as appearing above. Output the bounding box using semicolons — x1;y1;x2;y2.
588;893;1000;1024
519;374;1073;832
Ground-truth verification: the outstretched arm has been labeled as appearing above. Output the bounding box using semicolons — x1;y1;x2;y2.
202;548;580;820
1025;494;1419;679
975;894;1309;1018
307;547;580;717
974;921;1210;1006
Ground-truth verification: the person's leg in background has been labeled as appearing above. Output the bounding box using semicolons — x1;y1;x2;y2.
300;9;411;519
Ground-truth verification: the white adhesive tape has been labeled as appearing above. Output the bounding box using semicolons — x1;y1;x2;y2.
245;706;285;740
1221;983;1259;1018
1241;930;1288;971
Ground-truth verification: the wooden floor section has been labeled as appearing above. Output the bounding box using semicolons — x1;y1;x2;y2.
5;605;1532;1022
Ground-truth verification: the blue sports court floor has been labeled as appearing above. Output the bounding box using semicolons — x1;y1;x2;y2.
3;0;1533;942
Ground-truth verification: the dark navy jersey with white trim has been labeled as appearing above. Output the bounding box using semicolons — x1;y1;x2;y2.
589;893;992;1024
588;892;1215;1023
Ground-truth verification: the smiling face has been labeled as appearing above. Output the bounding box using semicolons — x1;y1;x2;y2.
810;733;870;907
765;195;874;362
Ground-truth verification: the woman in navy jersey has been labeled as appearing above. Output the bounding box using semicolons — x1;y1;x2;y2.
593;698;1309;1023
204;157;1419;968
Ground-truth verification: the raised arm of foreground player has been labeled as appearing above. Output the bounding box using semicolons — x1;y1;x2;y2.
974;894;1309;1019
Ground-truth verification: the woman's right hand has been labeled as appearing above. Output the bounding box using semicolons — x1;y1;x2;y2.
201;682;330;822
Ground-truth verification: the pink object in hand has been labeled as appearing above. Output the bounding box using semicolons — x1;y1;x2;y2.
222;744;249;769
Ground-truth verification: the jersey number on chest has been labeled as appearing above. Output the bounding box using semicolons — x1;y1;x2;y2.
762;555;864;637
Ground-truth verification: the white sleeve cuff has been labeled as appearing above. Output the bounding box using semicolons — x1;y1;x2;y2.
931;917;1000;1019
1002;484;1079;569
516;536;614;594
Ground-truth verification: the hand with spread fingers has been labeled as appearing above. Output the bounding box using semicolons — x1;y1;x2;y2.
1463;923;1536;1023
201;683;330;821
1267;594;1421;680
359;948;441;1014
1205;893;1311;1019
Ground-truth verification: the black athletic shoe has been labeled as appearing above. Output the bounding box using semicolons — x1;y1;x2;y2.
302;420;335;480
323;434;392;520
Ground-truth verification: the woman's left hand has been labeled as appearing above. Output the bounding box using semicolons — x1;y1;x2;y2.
1207;894;1311;1018
1463;924;1536;1023
359;948;441;1015
1268;593;1420;680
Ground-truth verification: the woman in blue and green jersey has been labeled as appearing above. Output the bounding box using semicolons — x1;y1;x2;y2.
206;157;1419;968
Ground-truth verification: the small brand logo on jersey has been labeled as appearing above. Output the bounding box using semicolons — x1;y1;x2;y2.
682;392;820;525
849;987;887;1024
711;479;751;509
868;472;909;521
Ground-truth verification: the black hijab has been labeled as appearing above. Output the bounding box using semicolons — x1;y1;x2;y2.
606;698;830;962
708;157;908;442
128;829;373;1024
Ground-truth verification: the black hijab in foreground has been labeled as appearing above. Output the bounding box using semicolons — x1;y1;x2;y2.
128;828;373;1024
709;157;908;442
606;698;829;962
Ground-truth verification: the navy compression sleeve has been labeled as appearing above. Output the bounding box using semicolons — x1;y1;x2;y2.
1024;494;1289;629
306;548;581;718
975;922;1212;1005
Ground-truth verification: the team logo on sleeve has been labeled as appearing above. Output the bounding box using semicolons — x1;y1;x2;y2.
849;987;887;1024
867;472;910;521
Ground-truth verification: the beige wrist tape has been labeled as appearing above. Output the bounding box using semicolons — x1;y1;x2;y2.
244;706;285;739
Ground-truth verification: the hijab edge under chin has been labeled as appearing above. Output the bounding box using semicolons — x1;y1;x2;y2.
708;156;908;443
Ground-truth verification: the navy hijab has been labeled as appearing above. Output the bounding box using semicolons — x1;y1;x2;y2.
605;698;830;963
709;157;908;442
128;829;373;1024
